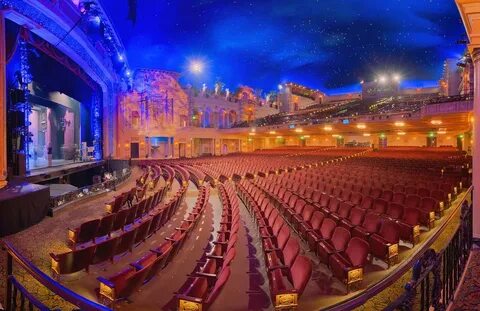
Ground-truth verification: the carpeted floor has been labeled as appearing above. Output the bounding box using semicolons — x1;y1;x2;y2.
449;246;480;311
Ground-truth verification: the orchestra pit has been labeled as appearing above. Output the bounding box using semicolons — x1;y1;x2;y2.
0;1;479;311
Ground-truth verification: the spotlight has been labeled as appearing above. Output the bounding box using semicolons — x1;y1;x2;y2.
125;69;131;77
363;133;371;137
430;120;442;125
323;125;332;131
118;54;124;62
294;128;303;133
392;74;401;82
397;131;406;136
278;84;283;90
394;121;405;127
378;75;387;84
189;60;204;74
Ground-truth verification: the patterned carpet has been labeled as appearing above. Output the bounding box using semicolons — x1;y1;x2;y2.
0;167;144;310
450;246;480;311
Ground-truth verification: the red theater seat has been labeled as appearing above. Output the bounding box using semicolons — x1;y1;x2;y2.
339;207;366;231
317;226;351;264
329;237;369;291
351;213;381;241
397;207;421;245
298;210;325;241
369;220;399;268
307;217;336;250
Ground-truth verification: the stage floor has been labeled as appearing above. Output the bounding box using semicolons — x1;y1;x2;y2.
29;159;75;171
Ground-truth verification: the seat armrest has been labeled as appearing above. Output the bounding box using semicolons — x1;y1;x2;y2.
129;263;143;270
150;248;164;255
206;254;223;260
97;277;115;288
265;247;281;253
268;264;289;271
196;272;218;278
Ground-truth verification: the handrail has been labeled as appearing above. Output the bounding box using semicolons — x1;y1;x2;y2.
49;168;131;209
2;240;111;311
325;185;473;311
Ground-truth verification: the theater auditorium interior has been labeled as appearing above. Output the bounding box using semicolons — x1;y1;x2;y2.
1;1;480;311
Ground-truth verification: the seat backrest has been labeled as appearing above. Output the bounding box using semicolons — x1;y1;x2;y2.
431;189;446;202
331;227;351;251
283;238;300;267
55;244;96;274
350;192;363;205
405;195;421;209
112;209;129;231
417;188;430;198
393;184;405;193
405;186;417;195
301;204;315;222
421;197;437;211
362;213;381;233
277;226;291;249
345;237;369;267
386;203;404;220
337;202;352;218
392;192;405;204
311;190;322;203
78;219;101;243
332;187;342;198
370;188;382;199
320;218;336;239
381;190;393;202
349;208;365;226
403;207;420;225
328;197;340;213
271;217;284;236
320;193;330;207
340;190;351;201
290;255;312;296
360;196;373;210
379;220;400;244
371;198;387;214
294;199;307;213
310;211;325;230
96;214;116;238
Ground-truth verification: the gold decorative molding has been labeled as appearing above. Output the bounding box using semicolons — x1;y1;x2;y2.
456;0;480;53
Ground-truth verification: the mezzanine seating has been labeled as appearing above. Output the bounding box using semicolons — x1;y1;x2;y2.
237;179;313;309
175;182;239;310
97;185;209;306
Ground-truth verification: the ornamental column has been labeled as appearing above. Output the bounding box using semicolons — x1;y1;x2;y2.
0;13;7;188
471;48;480;238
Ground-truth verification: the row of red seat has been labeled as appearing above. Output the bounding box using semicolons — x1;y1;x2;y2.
68;186;167;248
262;173;450;230
236;180;313;309
239;179;369;294
50;182;189;279
96;185;210;307
175;182;239;310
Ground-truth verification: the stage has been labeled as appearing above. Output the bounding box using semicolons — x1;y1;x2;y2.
0;182;50;237
16;160;105;184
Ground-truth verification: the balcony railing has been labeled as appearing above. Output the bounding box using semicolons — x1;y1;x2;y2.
2;240;111;311
49;168;131;210
326;186;473;311
385;196;473;310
